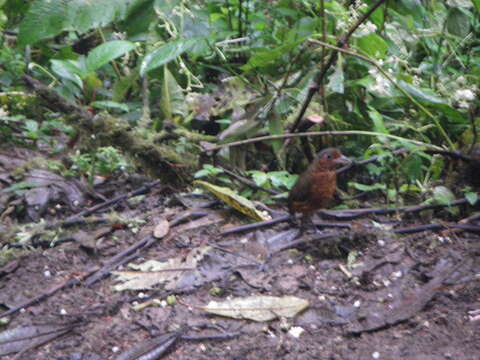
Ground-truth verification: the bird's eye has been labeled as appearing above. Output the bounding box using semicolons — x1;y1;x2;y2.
326;154;332;159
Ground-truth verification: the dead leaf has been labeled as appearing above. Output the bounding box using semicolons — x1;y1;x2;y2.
203;295;309;322
112;247;211;291
153;218;169;239
194;180;269;221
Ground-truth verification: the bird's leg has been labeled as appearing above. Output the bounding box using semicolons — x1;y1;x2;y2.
299;214;316;234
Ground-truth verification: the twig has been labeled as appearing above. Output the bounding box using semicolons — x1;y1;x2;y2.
393;223;480;234
181;332;242;341
203;130;443;152
84;235;157;287
0;265;99;319
63;180;162;223
221;214;291;236
288;0;388;134
273;231;347;253
319;198;470;220
308;39;454;149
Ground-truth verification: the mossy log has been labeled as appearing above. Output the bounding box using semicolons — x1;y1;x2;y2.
23;76;207;184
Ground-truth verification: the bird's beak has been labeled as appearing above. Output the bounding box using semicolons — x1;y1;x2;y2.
334;155;352;165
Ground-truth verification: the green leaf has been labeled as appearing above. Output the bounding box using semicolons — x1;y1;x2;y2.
18;0;68;45
160;66;187;123
327;55;344;94
473;0;480;12
140;39;198;76
268;113;283;155
90;101;129;112
250;171;269;187
370;6;384;29
18;0;137;45
50;59;85;87
446;7;471;38
398;81;445;104
267;171;297;189
368;107;388;134
356;33;388;59
2;182;42;193
432;186;455;205
349;182;386;192
86;40;136;74
241;38;305;71
465;192;478;206
402;155;422;182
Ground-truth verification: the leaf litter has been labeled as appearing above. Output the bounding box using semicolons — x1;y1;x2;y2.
0;158;479;359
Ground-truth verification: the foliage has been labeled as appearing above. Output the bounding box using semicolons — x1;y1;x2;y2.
1;0;479;205
67;146;130;183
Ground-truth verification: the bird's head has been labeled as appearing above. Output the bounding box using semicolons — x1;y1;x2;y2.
313;148;351;171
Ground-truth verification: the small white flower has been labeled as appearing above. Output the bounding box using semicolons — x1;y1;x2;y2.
289;326;305;338
372;351;380;359
355;22;378;37
0;107;9;118
454;89;475;101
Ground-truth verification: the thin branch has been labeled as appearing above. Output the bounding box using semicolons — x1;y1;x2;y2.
203;130;443;152
308;39;454;149
288;0;388;134
0;266;99;319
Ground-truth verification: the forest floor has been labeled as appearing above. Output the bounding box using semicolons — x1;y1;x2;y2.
0;147;479;360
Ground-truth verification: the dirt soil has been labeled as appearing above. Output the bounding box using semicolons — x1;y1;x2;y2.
0;150;479;360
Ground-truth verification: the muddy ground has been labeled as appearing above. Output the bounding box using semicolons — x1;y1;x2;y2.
0;149;479;360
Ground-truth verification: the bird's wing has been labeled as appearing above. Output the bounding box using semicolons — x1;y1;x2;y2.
288;172;313;204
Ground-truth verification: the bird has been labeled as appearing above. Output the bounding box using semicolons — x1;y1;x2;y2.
288;148;351;228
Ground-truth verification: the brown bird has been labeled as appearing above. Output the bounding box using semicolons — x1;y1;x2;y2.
288;148;351;226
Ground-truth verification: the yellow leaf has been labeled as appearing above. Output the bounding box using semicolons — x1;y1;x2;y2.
194;180;269;221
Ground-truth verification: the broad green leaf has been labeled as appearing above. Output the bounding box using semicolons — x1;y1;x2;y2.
268;115;283;155
241;38;305;71
465;192;478;205
18;0;138;45
349;182;386;192
446;7;471;38
160;66;187;123
474;0;480;12
140;39;198;75
18;0;68;45
86;40;136;74
50;59;85;87
250;171;269;187
427;155;445;181
398;81;445;104
368;107;388;134
268;171;297;189
370;6;384;29
194;180;269;221
356;33;388;59
327;55;344;94
432;186;455;205
402;155;422;182
68;0;133;33
90;101;129;112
